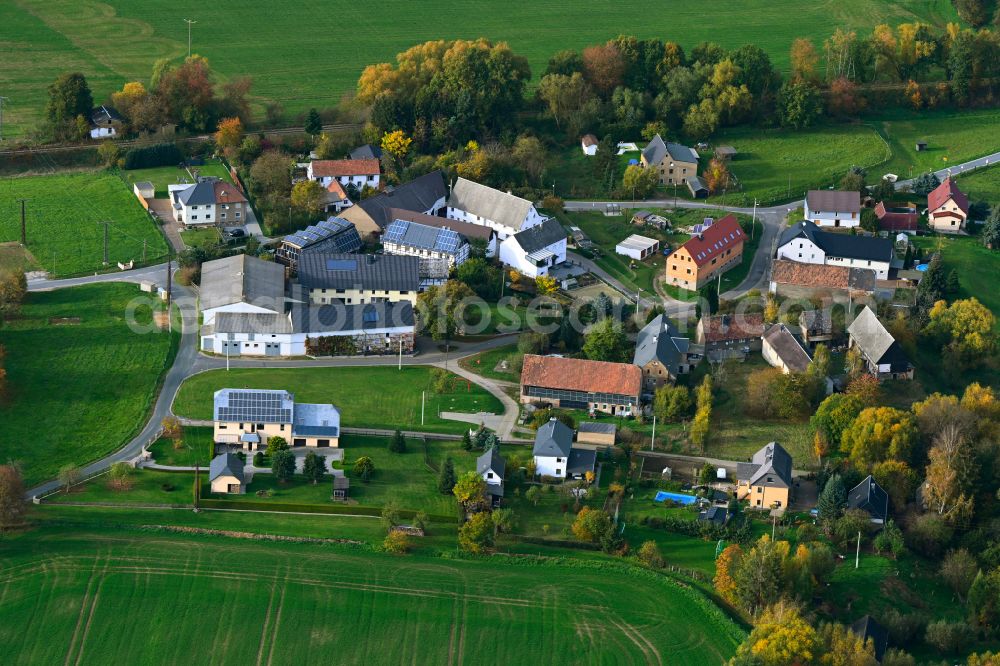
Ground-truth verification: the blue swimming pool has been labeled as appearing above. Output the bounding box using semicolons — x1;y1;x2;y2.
654;491;698;505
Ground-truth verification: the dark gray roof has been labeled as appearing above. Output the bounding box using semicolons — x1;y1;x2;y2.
533;419;573;458
511;218;565;254
633;315;690;377
296;301;415;334
91;105;123;124
282;217;361;253
806;189;861;214
847;306;910;370
209;452;245;483
799;308;831;333
174;179;218;206
449;178;537;232
297;253;420;292
351;170;447;229
567;448;597;476
642;134;667;166
211;312;292;335
388;208;494;242
350;144;382;160
848;475;890;522
698;506;729;525
578;422;616;435
762;323;812;373
687;176;708;194
292;402;340;437
736;442;793;488
779;221;893;263
199;254;286;313
851;616;888;662
666;142;699;164
477;446;506;478
214;389;294;423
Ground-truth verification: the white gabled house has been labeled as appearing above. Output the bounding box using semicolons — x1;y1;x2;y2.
776;221;894;280
447;177;548;239
307;159;381;191
532;419;596;481
804;190;862;228
477;445;506;506
498;218;567;278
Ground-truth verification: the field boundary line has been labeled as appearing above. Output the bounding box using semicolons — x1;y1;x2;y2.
255;581;279;666
265;569;289;666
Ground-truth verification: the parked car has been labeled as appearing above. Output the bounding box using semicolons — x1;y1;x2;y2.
227;228;245;238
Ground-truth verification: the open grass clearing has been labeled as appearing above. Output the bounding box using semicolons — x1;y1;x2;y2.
179;226;223;250
956;162;1000;207
0;283;176;486
0;172;170;277
148;426;215;466
121;161;235;199
173;365;504;435
458;343;521;382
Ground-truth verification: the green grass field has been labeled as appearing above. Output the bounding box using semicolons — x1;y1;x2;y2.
121;161;235;199
873;108;1000;179
458;344;521;382
956;163;1000;207
0;284;176;486
148;426;215;466
173;366;504;435
0;172;170;277
0;0;958;138
0;523;744;664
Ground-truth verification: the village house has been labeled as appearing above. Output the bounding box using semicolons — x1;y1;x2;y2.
89;105;123;139
447;177;549;239
297;253;420;306
389;208;497;257
477;446;506;506
874;201;919;233
776;221;893;280
847;306;914;380
383;217;471;287
848;475;890;525
520;355;642;416
769;260;876;303
736;442;793;510
695;313;766;356
213;388;341;451
532;418;596;480
927;177;969;233
306;158;381;191
803;190;861;228
640;134;699;186
323;181;353;214
581;134;599;156
798;309;834;347
632;314;693;392
209;452;246;494
761;323;813;374
340;170;447;237
498;217;567;278
664;214;746;291
169;178;248;227
198;254;286;326
276;217;362;271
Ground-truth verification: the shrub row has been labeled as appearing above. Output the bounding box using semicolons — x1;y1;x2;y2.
198;498;456;523
638;514;753;543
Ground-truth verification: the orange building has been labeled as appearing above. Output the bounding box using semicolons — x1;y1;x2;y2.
665;214;746;291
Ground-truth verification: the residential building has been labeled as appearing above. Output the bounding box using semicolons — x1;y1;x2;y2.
276;217;362;271
736;442;793;510
799;309;834;347
447;177;548;239
769;259;876;303
323;181;353;214
927;177;969;233
850;617;889;663
848;475;890;525
213;389;340;451
209;453;246;494
581;134;599;156
477;446;506;506
874;201;918;233
298;253;420;305
640;134;699;186
532;418;596;480
340;170;447;236
576;422;616;447
498;218;567;278
632;314;693;391
306;159;380;190
761;323;812;374
169;178;247;227
520;355;642;416
776;221;893;279
89;105;122;139
199;254;286;326
615;234;660;260
389;208;497;257
804;190;862;228
847;306;914;380
382;217;470;286
349;144;382;161
665;214;746;290
696;313;765;354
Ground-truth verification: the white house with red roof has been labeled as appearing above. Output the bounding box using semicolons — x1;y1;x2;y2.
927;178;969;234
307;159;381;191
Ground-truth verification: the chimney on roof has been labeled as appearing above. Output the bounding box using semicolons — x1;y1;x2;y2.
367;254;376;264
720;315;730;334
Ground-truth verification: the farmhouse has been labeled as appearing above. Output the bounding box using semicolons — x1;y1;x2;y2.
769;260;876;302
848;475;890;525
736;442;793;510
323;181;353;214
498;218;567;278
383;217;470;286
761;323;812;374
776;221;893;280
276;217;362;271
169;178;248;227
686;176;709;199
448;177;549;239
581;134;599;156
847;306;914;380
640;134;699;186
615;234;660;260
307;159;380;191
874;201;919;233
664;214;746;290
89;105;122;139
927;178;969;233
477;445;506;505
213;388;341;451
520;354;642;416
209;452;246;494
199;254;286;326
340;170;447;236
804;190;861;228
532;418;596;480
298;253;420;306
632;314;693;391
695;313;765;355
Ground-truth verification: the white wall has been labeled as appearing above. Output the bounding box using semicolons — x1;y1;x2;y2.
447;205;544;240
534;455;567;478
825;256;890;280
499;237;567;278
776;238;825;264
481;467;502;486
202;302;283;326
803;201;859;228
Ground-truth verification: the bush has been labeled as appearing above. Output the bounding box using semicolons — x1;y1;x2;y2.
252;452;265;467
882;608;927;645
161;483;175;492
383;530;410;554
924;620;974;654
123;142;183;169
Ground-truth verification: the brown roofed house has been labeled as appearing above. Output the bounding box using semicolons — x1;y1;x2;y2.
927;178;969;234
520;355;642;416
874;201;918;233
307;158;381;192
665;214;746;291
804;190;862;229
769;259;876;302
695;313;765;354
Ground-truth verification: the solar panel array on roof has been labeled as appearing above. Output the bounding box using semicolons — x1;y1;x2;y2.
704;218;713;226
693;224;703;234
217;391;292;423
283;217;361;253
326;258;358;271
384;218;463;254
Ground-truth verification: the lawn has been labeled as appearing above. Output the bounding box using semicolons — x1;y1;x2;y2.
458;343;521;382
0;283;176;486
0;172;170;277
121;161;235;199
173;365;504;435
148;426;215;466
956;162;1000;208
0;523;744;664
179;226;223;250
0;0;958;138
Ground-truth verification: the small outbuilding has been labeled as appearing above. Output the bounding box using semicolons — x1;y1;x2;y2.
209;452;246;494
714;146;737;160
581;134;599;156
331;469;350;500
687;176;709;199
576;421;616;446
615;234;660;260
915;140;928;152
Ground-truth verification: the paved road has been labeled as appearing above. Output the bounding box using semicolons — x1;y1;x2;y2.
894;150;1000;189
27;262;170;291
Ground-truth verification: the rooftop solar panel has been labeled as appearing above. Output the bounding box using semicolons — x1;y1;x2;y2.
326;258;358;271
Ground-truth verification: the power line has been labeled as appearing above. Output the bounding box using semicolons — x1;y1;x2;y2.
183;19;197;58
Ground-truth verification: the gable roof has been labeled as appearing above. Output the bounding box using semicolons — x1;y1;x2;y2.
210;452;245;483
666;141;699;164
762;323;813;373
567;448;597;475
874;201;918;232
199;254;286;312
633;315;690;376
779;221;893;263
736;442;793;488
847;307;897;364
806;189;861;214
511;218;565;254
211;312;293;335
384;218;466;254
281;217;361;253
477;446;506;477
214;388;294;423
578;422;617;435
927;177;969;215
350;144;383;160
642;134;667;165
848;475;890;522
310;159;380;178
347;170;447;230
581;134;598;147
700;313;765;343
326;180;349;201
851;616;889;662
678;214;745;267
91;105;122;124
174;179;217;206
533;419;573;458
521;355;642;398
213;180;247;204
449;178;537;231
297;253;420;292
388;208;494;242
770;260;876;293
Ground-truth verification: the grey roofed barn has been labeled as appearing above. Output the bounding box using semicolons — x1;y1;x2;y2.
297;253;420;292
209;312;293;335
762;323;812;374
449;177;537;231
533;419;574;458
199;254;286;312
847;306;910;370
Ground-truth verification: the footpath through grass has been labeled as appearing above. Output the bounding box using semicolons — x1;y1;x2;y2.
173;365;504;435
0;283;176;486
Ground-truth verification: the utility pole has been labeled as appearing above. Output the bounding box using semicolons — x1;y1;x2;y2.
142;239;147;264
398;337;402;370
183;19;197;58
166;254;173;333
650;414;656;451
751;199;758;241
0;96;9;142
18;199;26;245
421;391;425;426
101;221;110;265
855;531;861;569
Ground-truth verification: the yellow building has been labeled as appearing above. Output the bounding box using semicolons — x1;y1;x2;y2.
213;389;341;451
297;253;420;306
640;134;699;186
736;442;793;510
209;453;246;494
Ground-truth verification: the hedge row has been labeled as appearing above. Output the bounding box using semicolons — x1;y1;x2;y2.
638;514;754;543
124;142;183;169
199;498;456;523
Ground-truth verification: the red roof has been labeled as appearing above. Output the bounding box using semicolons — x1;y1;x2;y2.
678;214;745;267
874;201;918;232
213;181;247;204
326;180;348;199
700;313;765;342
311;159;380;178
927;178;969;215
520;355;642;398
